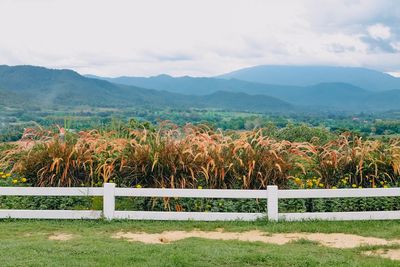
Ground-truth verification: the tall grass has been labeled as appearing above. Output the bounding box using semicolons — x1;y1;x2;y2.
1;123;400;188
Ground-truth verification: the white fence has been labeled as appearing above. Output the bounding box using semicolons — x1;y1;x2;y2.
0;183;399;221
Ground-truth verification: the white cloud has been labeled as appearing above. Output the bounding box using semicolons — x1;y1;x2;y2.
0;0;399;76
367;23;391;40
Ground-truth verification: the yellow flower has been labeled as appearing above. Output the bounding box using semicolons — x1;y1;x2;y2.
197;186;203;189
12;179;18;184
352;184;357;188
306;181;313;187
294;177;302;185
20;178;27;183
6;173;11;177
318;183;324;188
332;186;337;189
0;171;3;175
135;184;142;188
383;185;389;188
1;175;6;179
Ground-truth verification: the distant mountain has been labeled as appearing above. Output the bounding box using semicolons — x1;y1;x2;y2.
86;74;298;95
197;91;292;112
0;65;176;108
90;72;400;111
218;65;400;92
0;65;292;113
3;64;400;113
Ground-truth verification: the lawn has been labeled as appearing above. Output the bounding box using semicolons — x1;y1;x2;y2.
1;220;400;266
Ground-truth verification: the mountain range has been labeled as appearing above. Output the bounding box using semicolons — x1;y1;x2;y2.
0;65;291;112
88;66;400;111
1;64;400;113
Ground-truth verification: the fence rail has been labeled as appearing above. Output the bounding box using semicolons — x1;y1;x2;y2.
0;183;399;221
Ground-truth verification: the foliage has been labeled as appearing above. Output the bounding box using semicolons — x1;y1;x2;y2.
1;122;400;191
1;220;400;267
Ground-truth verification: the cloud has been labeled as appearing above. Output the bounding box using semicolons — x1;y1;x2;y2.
367;24;391;40
361;36;397;53
0;0;399;76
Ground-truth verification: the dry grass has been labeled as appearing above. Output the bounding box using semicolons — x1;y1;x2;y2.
1;123;400;189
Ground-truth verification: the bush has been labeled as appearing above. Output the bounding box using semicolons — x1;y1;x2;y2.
1;123;399;190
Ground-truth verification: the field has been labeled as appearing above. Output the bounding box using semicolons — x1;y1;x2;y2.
1;112;400;265
1;220;400;266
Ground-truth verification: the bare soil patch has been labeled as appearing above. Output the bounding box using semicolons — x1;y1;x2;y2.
112;230;400;248
363;249;400;261
48;233;74;241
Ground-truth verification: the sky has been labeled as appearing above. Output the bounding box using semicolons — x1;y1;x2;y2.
0;0;399;77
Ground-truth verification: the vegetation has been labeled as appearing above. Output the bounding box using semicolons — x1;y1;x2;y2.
1;121;400;190
0;220;399;266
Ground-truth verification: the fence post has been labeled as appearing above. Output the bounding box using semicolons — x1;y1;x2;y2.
267;185;279;221
103;183;115;220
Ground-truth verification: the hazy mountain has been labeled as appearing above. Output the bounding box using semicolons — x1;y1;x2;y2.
3;64;400;113
197;91;292;112
89;72;400;111
85;74;283;95
0;65;172;108
0;65;292;113
218;65;400;91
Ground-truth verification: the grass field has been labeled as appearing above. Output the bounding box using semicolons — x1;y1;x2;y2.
1;220;400;266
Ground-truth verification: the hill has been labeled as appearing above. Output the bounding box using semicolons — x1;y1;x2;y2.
0;65;292;112
218;65;400;91
90;73;400;111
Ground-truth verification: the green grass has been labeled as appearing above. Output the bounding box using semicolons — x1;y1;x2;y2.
0;220;399;266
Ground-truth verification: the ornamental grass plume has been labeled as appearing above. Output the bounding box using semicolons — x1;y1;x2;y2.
1;122;399;189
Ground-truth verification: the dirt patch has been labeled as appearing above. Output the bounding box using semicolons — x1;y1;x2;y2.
112;230;400;248
363;249;400;261
304;233;393;249
48;233;74;241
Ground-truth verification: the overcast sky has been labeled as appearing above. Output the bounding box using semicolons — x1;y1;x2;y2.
0;0;399;77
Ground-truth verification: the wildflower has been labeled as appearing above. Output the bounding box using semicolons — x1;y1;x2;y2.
1;175;6;179
12;179;18;184
318;183;324;188
294;177;302;185
197;186;203;189
332;186;337;189
135;184;142;188
21;178;27;183
0;172;3;175
306;181;313;187
384;185;389;188
6;173;11;177
358;186;363;188
352;184;357;188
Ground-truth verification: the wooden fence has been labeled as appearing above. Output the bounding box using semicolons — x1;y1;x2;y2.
1;183;399;221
